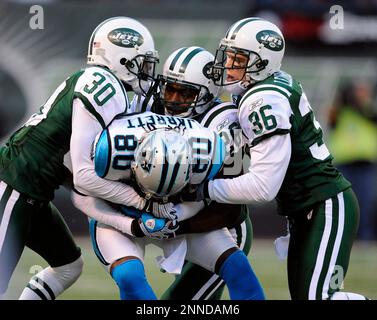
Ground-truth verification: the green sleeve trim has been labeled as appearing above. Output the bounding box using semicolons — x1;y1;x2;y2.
203;104;237;128
74;92;106;129
250;128;290;147
239;86;291;108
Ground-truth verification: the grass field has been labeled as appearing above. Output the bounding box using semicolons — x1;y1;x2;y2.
3;237;377;300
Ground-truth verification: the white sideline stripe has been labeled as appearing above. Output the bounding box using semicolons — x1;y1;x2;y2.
29;278;51;300
322;192;345;299
308;198;333;300
0;188;20;253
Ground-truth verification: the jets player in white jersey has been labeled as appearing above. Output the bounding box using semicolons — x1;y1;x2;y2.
0;16;173;300
73;111;264;300
183;18;368;300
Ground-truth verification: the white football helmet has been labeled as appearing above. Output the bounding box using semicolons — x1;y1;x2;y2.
212;18;285;94
132;129;192;200
157;46;220;118
87;16;159;95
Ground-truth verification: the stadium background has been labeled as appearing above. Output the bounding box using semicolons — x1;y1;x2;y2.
0;0;376;299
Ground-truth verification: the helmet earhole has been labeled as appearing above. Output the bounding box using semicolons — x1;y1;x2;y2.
120;58;127;65
126;61;135;69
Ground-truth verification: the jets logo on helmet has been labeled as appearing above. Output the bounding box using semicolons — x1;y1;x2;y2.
256;30;284;51
212;18;285;92
108;28;144;48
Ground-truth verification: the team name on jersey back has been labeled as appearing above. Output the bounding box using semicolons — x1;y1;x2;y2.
94;111;225;185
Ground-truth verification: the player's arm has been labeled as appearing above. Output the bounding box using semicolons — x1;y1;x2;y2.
208;133;291;203
176;202;243;234
71;190;134;235
207;92;292;204
72;191;178;239
174;201;206;221
70;99;146;210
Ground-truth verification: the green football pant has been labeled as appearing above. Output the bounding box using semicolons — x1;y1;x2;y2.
161;215;253;300
287;188;359;300
0;181;81;294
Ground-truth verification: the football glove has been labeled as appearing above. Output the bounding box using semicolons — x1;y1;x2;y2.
136;213;179;240
142;200;177;220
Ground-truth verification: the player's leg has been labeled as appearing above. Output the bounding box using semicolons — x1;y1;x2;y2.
19;202;83;300
185;225;264;300
288;188;368;300
161;215;253;300
89;220;156;300
0;181;34;296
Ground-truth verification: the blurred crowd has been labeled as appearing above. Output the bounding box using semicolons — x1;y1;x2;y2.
328;79;377;240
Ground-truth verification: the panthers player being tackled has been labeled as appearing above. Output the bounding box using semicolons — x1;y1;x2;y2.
185;18;368;300
144;46;259;300
73;111;264;300
0;16;170;299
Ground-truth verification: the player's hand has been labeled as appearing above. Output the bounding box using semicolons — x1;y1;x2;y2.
143;200;177;220
136;213;179;240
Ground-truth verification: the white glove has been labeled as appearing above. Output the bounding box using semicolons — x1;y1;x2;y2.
143;200;177;220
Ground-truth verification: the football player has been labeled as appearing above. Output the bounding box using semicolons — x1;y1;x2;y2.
142;47;258;300
185;18;368;300
0;16;171;300
73;111;264;300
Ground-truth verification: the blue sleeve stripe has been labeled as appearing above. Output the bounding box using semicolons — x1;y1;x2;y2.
89;219;109;266
94;129;111;178
207;133;226;180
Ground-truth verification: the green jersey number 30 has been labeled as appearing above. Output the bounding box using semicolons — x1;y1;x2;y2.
84;72;116;106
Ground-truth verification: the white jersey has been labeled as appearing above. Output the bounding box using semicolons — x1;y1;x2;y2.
68;66;148;210
198;101;246;177
93;111;226;186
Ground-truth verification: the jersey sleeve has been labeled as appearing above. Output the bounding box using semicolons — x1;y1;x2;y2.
74;66;129;128
71;191;134;236
208;133;291;204
70;99;146;210
201;103;246;177
238;90;292;147
187;127;226;185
